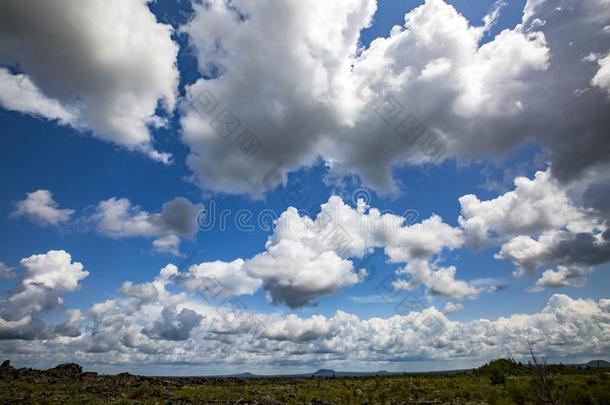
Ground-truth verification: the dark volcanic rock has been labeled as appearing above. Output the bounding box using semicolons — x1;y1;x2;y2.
48;362;83;379
0;360;83;383
0;360;15;380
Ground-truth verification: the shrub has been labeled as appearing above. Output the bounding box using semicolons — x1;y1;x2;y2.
490;370;506;385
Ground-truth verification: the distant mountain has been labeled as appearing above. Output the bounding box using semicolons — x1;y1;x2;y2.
216;372;258;378
235;372;257;378
204;359;609;378
313;369;336;377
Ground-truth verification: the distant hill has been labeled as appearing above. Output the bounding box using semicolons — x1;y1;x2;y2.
583;360;610;368
233;372;257;378
312;369;394;377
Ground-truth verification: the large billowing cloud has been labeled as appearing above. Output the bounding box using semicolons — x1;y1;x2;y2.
180;0;377;196
459;170;597;249
0;0;179;161
176;196;485;305
1;0;608;195
0;250;88;340
458;168;609;288
180;0;610;197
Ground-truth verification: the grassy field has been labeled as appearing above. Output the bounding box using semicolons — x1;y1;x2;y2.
0;360;608;404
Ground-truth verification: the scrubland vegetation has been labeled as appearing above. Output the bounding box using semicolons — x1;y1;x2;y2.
1;358;608;404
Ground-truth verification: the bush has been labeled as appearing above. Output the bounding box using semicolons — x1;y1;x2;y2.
490;370;506;385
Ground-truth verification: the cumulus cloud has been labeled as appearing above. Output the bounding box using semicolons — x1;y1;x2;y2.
177;259;261;299
247;239;359;308
332;0;549;192
248;196;471;306
394;260;482;301
0;253;605;369
119;264;181;309
178;196;480;306
0;0;178;161
0;250;88;340
142;307;203;341
495;223;610;280
2;0;608;200
443;302;464;314
11;189;74;227
457;168;608;290
0;69;74;124
530;265;594;292
1;283;607;371
152;235;182;256
458;170;590;249
54;309;84;338
176;0;608;198
591;52;610;95
92;197;203;256
180;0;377;196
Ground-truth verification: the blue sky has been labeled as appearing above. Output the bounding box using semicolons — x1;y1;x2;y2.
0;0;609;374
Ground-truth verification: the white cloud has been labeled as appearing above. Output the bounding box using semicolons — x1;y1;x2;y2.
497;229;610;278
142;307;203;341
0;0;178;161
246;237;360;308
1;282;608;372
443;302;464;314
591;51;610;95
394;260;482;301
0;253;605;370
179;0;555;196
495;231;563;276
1;0;608;197
178;259;262;298
92;197;203;256
152;235;182;256
350;294;398;304
119;264;182;309
177;0;610;200
457;168;609;291
383;215;464;263
177;196;477;306
186;194;489;306
458;170;592;249
11;189;74;227
54;309;83;337
530;265;593;292
180;0;377;196
0;250;88;340
0;69;74;124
